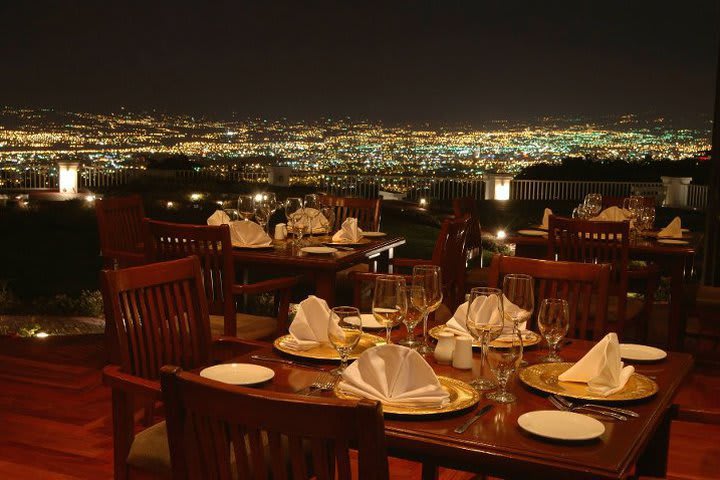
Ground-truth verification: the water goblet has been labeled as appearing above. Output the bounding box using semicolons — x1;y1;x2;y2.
397;285;425;348
304;194;321;235
237;195;255;221
465;287;504;391
372;275;407;344
485;328;523;404
411;265;443;355
537;298;570;363
285;197;305;245
584;193;602;217
328;306;363;375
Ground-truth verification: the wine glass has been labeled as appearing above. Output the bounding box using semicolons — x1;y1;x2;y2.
237;195;255;221
372;275;407;345
537;298;570;363
398;284;425;348
304;194;321;235
411;265;443;355
584;193;602;217
465;287;504;391
254;202;271;233
285;197;305;245
638;206;655;236
320;205;335;237
485;329;523;404
502;273;533;367
264;192;278;212
328;306;363;375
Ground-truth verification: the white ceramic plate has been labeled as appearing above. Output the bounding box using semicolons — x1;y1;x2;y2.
301;246;338;255
620;343;667;361
361;231;387;238
657;239;688;245
345;313;387;330
518;229;547;237
200;363;275;385
518;410;605;441
232;243;274;249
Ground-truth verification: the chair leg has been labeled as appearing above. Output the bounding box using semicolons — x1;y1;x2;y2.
112;389;134;480
421;462;439;480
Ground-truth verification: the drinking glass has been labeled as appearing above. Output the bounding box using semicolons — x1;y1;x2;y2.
502;273;533;366
320;206;335;237
222;207;239;221
465;287;504;391
398;284;425;348
328;306;363;375
264;192;278;212
584;193;602;217
572;204;589;219
638;206;655;236
411;265;443;355
285;197;305;245
537;298;570;363
485;328;523;404
237;195;255;221
372;275;407;344
254;203;271;233
304;194;321;235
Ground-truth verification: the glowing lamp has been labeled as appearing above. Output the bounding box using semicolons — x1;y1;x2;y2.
496;229;507;240
419;198;428;207
190;193;202;202
35;332;49;338
57;161;79;194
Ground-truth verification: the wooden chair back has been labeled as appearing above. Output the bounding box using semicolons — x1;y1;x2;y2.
101;256;212;379
160;366;389;480
318;195;382;231
547;215;630;332
487;255;612;340
601;195;655;209
452;196;482;261
95;194;146;268
432;217;471;309
144;219;237;336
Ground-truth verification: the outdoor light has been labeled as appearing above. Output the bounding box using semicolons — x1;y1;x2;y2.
254;193;263;202
166;201;175;208
35;332;49;339
190;192;202;201
496;229;507;240
85;194;96;202
419;198;428;207
215;200;223;206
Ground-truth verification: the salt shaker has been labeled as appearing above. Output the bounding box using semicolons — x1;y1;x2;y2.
433;332;455;365
452;335;474;370
274;223;288;240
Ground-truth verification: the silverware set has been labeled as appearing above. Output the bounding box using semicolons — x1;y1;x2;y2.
298;372;338;396
548;394;639;421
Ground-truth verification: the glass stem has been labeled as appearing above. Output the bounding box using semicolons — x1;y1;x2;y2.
386;326;392;344
480;337;488;378
422;311;429;342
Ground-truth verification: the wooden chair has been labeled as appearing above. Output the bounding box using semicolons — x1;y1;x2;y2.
160;365;389;480
95;194;146;269
101;256;266;479
318;195;382;231
144;219;298;339
392;217;471;313
487;255;612;339
453;196;486;288
547;216;659;340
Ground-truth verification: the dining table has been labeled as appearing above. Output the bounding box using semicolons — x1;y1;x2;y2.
502;230;703;351
231;234;405;306
221;331;693;480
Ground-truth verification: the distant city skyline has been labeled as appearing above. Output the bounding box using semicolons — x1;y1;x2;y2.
0;1;718;122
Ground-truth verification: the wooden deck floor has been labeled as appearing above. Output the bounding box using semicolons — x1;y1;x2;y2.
0;335;718;479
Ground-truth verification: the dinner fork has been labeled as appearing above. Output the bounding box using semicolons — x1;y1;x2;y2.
300;373;337;396
551;395;639;418
548;395;627;421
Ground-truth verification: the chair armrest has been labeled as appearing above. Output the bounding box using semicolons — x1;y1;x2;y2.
102;365;161;400
391;258;433;268
231;276;300;296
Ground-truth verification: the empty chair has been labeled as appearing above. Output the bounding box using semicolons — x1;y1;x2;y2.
101;256;265;479
160;365;389;480
318;195;382;231
547;216;658;340
487;254;612;340
95;194;146;268
144;219;298;339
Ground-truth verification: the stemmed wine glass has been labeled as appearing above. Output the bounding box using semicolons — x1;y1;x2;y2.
465;287;504;391
537;298;570;363
485;330;523;404
411;265;443;355
502;273;533;366
285;197;305;245
254;199;271;233
264;192;278;212
320;205;335;238
398;284;425;348
237;195;255;222
327;306;363;375
304;194;321;235
584;193;602;217
372;275;407;345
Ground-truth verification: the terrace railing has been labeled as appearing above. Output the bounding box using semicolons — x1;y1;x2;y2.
320;174;485;201
509;180;665;202
687;183;710;210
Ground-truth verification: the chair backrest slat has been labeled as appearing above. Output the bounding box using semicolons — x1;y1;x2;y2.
487;255;611;340
95;194;146;267
161;366;389;480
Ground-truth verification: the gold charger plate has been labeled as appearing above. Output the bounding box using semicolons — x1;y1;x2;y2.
273;331;383;361
429;325;542;348
334;376;480;416
519;362;658;402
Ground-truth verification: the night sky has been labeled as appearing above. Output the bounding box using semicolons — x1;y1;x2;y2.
1;1;718;122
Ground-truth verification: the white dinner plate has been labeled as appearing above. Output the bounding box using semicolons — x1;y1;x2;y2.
517;229;547;237
345;313;387;330
518;410;605;441
361;231;387;238
657;239;688;245
620;343;667;361
200;363;275;385
301;246;338;255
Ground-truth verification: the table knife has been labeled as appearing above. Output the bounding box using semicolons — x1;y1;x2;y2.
454;405;493;434
250;354;328;371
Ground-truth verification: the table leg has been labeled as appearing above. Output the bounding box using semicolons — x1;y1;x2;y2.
421;462;439;480
667;258;686;351
377;247;394;274
635;405;673;478
315;271;336;306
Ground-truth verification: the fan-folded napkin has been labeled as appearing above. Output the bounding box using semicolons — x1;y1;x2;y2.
444;296;528;338
207;210;231;226
291;208;328;232
540;208;553;229
285;296;345;351
229;221;272;247
557;332;634;397
591;206;631;222
339;344;450;408
658;216;683;238
332;217;363;243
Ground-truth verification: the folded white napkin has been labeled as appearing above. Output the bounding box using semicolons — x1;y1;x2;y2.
207;210;230;226
558;332;635;397
541;208;553;229
445;296;528;337
658;216;683;238
332;217;363;243
291;208;328;232
285;296;345;351
339;344;450;408
591;206;631;222
228;221;272;247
